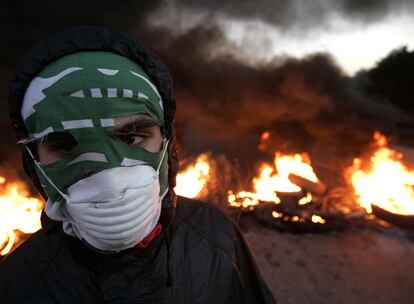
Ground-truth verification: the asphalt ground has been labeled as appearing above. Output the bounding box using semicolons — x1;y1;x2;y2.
244;221;414;304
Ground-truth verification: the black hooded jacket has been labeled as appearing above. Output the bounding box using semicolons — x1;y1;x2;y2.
0;26;276;304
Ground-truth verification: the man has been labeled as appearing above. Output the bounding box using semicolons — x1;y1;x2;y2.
1;26;276;303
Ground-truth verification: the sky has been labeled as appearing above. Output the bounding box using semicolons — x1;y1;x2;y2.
222;14;414;75
152;0;414;75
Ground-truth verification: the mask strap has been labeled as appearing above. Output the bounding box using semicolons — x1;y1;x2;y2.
156;139;169;175
24;145;70;202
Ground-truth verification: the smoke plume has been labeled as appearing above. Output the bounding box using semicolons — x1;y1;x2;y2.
0;0;405;185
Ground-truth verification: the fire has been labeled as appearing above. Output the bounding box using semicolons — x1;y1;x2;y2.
175;154;211;198
0;177;43;255
228;164;281;209
258;131;270;151
272;211;283;218
298;192;313;205
311;214;326;224
228;152;318;208
347;132;414;215
261;131;270;141
273;153;318;192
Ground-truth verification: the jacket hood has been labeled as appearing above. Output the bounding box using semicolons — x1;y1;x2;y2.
8;25;178;209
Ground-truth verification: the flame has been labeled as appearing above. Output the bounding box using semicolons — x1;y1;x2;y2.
273;153;318;192
228;164;281;208
228;152;318;207
0;177;43;255
261;131;270;141
291;215;300;222
311;214;326;224
175;154;211;198
259;131;271;151
272;211;283;218
347;132;414;215
298;192;313;205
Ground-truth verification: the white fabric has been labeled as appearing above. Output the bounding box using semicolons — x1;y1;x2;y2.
42;140;169;252
130;70;163;110
26;126;54;142
90;88;103;98
120;158;146;167
53;165;163;251
97;68;119;76
70;90;85;98
100;118;116;127
62;119;94;129
45;164;166;252
107;88;117;98
21;67;83;120
123;89;133;98
66;152;108;166
138;92;149;100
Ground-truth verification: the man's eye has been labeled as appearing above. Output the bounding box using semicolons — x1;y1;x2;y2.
120;124;136;133
49;142;77;154
41;132;78;156
124;134;144;146
112;132;146;146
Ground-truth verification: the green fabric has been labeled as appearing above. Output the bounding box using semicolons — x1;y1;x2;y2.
22;51;168;202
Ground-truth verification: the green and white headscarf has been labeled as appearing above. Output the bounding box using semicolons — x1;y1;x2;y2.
21;51;168;202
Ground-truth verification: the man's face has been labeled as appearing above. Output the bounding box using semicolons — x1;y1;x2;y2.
38;113;163;165
21;51;169;202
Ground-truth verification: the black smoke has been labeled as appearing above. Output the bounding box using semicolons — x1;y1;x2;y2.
0;0;163;169
161;0;414;31
0;0;406;186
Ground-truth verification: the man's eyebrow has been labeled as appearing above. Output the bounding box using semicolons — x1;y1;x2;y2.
114;116;158;130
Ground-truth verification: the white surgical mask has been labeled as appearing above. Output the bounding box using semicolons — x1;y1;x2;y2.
29;140;169;253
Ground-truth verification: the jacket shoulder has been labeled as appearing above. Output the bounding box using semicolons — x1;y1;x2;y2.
0;224;64;302
175;196;238;257
174;197;277;304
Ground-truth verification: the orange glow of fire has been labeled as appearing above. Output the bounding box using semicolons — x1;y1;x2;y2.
273;153;318;192
311;214;326;224
174;154;211;198
228;164;281;209
228;152;318;208
272;211;283;218
261;131;270;141
272;210;326;224
347;132;414;215
0;177;43;256
298;192;313;205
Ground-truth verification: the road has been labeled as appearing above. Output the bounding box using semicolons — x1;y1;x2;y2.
244;220;414;304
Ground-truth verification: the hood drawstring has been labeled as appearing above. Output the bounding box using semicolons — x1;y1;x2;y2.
159;192;176;288
164;225;173;287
